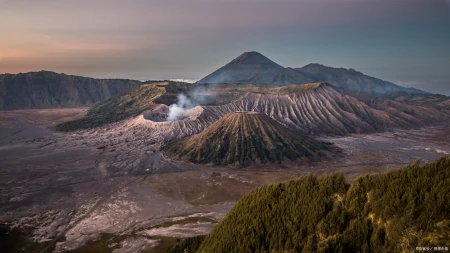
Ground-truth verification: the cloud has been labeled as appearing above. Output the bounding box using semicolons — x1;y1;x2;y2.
0;48;32;59
0;48;34;65
57;42;140;52
169;78;200;83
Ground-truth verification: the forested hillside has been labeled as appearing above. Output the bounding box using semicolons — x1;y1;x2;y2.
170;156;450;253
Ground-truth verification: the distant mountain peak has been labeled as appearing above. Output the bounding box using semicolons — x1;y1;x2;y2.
303;63;324;67
229;51;282;67
197;53;428;94
196;51;288;84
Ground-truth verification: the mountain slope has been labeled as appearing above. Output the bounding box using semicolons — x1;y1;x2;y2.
238;67;317;85
201;83;449;136
54;81;205;132
55;83;166;131
298;63;427;94
197;51;429;94
197;52;316;85
163;112;331;166
55;81;449;137
0;71;142;110
197;156;450;253
381;91;450;111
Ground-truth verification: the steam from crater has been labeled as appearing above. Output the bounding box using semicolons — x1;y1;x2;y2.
167;94;194;121
167;85;216;121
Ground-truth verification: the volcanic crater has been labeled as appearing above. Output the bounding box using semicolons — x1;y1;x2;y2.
143;104;204;122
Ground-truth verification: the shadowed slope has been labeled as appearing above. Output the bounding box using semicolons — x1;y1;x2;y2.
298;63;427;94
55;83;166;131
381;91;450;111
163;112;331;166
238;67;317;86
0;71;142;110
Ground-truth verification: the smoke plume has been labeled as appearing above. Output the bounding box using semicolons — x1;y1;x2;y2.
166;85;216;121
167;94;194;121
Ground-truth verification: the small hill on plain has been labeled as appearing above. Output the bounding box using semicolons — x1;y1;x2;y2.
163;112;332;166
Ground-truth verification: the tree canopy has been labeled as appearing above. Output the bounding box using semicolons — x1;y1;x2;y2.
190;156;450;253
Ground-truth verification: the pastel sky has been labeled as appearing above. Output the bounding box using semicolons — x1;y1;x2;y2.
1;0;449;95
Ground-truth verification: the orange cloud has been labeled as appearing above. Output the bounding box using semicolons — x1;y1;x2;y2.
58;42;139;52
0;48;32;59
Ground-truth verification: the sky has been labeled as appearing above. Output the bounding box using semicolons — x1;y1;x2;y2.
0;0;449;95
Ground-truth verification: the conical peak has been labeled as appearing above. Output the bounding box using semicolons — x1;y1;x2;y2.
229;51;282;67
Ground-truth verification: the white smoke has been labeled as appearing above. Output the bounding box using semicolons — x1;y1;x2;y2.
167;94;194;121
166;85;217;121
169;78;200;83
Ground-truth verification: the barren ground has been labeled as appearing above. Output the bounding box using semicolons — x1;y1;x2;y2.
0;108;448;252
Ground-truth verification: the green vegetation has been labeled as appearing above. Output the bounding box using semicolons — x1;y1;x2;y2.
147;217;216;230
65;233;126;253
0;224;53;253
167;235;206;253
196;156;450;252
55;83;165;131
145;236;178;253
63;233;177;253
4;157;450;252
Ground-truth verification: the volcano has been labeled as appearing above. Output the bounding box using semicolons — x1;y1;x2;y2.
196;51;428;94
196;52;315;85
163;112;331;166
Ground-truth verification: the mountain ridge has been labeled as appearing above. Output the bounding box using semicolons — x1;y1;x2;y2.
297;63;427;94
56;82;450;135
197;52;429;94
0;71;143;110
1;52;435;111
